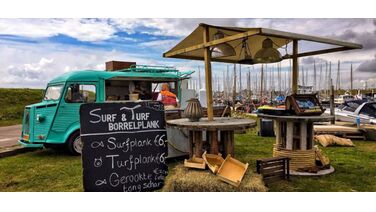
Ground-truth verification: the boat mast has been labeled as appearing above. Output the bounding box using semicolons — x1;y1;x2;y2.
350;62;353;94
336;60;341;92
313;60;317;92
239;64;242;96
232;64;237;104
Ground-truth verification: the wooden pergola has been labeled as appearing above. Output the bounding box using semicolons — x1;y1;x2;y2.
163;23;362;120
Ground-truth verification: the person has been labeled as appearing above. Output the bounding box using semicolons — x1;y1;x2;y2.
131;81;152;100
157;83;179;108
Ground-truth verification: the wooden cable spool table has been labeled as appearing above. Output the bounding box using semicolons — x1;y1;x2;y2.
166;117;256;158
257;114;334;171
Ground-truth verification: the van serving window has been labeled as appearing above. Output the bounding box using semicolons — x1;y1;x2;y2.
65;84;96;103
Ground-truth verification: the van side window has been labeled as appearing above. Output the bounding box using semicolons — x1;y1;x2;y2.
65;84;96;103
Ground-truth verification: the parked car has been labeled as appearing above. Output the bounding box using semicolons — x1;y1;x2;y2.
326;100;376;124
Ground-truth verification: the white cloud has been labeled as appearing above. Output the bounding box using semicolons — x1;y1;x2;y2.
0;19;116;42
0;40;200;88
138;39;179;51
1;18;375;90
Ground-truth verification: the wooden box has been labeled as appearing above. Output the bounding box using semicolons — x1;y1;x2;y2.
184;156;206;169
202;151;224;174
256;156;290;185
285;94;324;116
217;155;249;187
105;61;136;71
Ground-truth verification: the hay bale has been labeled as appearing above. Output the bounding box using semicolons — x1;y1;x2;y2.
315;134;355;147
162;164;268;192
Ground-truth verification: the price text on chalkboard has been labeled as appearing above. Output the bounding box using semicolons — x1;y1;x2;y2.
80;102;168;192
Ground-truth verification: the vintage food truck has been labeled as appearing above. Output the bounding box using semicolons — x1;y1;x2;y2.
19;63;194;155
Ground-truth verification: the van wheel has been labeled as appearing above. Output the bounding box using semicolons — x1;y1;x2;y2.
66;131;82;156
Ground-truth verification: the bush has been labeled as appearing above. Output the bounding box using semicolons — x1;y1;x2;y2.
0;88;44;122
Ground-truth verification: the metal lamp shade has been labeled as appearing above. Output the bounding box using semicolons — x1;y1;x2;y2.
211;44;236;58
211;31;236;58
254;38;282;63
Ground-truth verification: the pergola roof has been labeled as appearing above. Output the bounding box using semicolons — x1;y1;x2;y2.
163;23;363;64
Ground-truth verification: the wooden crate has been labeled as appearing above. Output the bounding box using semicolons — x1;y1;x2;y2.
217;155;249;187
256;156;290;185
202;151;224;174
105;61;136;71
184;156;206;170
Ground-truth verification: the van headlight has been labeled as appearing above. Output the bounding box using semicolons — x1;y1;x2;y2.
36;114;45;122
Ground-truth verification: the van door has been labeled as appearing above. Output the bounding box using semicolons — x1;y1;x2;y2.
51;83;97;136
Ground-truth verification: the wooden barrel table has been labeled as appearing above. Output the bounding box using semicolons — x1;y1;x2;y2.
166;117;256;158
257;114;334;171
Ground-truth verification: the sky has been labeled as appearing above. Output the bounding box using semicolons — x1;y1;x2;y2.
0;18;375;90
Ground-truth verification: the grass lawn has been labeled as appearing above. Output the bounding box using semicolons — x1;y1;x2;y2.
1;129;375;192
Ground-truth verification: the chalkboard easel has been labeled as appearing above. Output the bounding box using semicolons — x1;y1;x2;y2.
80;101;168;192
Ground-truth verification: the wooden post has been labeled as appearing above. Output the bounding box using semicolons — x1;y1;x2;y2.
188;130;194;158
221;131;234;157
300;122;307;150
292;40;299;94
194;131;203;157
275;121;281;146
228;131;234;156
209;130;219;154
203;25;214;121
286;122;294;150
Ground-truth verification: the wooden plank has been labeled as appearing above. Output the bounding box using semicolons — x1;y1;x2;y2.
222;131;234;157
260;161;285;168
194;131;203;157
257;156;289;163
275;121;281;145
261;166;285;175
286;122;294;150
209;130;219;154
263;174;286;183
184;156;206;169
314;125;361;133
263;170;285;178
188;130;194;158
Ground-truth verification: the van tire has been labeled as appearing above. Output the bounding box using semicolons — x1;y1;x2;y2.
66;131;82;156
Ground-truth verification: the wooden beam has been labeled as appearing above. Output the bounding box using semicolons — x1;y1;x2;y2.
292;40;299;94
283;46;353;59
164;54;241;64
164;28;260;58
203;25;214;121
260;28;362;49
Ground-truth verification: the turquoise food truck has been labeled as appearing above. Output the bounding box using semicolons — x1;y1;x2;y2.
19;64;193;155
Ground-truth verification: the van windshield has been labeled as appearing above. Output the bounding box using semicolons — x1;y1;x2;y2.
44;85;64;100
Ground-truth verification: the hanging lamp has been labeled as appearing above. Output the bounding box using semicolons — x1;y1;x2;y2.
238;37;254;64
254;38;282;63
210;31;236;58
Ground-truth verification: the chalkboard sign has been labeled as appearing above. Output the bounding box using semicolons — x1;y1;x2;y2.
80;101;168;192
